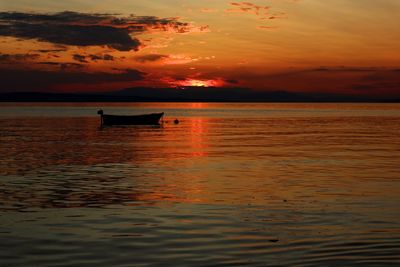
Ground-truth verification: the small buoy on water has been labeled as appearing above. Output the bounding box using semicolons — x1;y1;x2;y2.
174;119;180;124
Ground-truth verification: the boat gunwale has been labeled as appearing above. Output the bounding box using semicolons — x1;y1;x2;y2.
98;111;164;126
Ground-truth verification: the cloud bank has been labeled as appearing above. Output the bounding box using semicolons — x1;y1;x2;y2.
0;11;208;51
0;68;145;92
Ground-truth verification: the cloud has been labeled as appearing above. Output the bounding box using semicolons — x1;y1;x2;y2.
257;26;278;30
226;2;270;16
352;80;400;92
72;53;115;63
37;62;85;71
0;67;146;92
73;54;88;63
225;79;239;84
200;8;218;13
261;13;288;20
311;67;378;72
0;53;40;62
133;54;197;65
0;11;208;51
226;1;290;30
89;54;114;61
0;20;140;52
228;66;400;96
134;54;169;63
34;48;67;53
351;84;378;91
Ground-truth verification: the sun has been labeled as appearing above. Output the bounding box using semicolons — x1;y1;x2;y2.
188;79;210;87
175;79;223;87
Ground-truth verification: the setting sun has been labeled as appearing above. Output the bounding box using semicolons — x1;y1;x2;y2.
174;79;223;87
188;80;210;87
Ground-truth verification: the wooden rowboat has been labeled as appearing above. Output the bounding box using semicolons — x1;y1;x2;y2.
98;110;164;126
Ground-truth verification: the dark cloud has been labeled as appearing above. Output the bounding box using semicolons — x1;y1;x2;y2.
228;2;268;14
73;54;88;63
312;67;335;72
260;66;385;78
362;72;386;82
0;53;40;62
37;62;85;70
134;54;169;63
0;22;141;51
352;84;377;91
226;2;270;16
0;68;146;92
312;67;377;72
88;54;114;61
359;70;400;90
352;81;400;92
37;62;60;65
72;53;115;63
199;66;400;96
0;11;208;51
225;79;239;84
34;48;67;53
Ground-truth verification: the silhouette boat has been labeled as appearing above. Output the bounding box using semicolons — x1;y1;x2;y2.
97;110;164;126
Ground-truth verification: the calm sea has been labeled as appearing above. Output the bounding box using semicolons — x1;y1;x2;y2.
1;103;400;266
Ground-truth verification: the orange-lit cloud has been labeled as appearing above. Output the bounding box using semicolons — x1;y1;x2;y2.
257;26;279;30
133;54;197;65
200;8;218;13
134;54;169;63
225;2;270;16
224;1;290;29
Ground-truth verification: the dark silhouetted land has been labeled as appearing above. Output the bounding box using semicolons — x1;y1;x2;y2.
1;87;398;102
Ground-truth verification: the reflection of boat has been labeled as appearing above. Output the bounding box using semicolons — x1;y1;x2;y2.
97;110;164;126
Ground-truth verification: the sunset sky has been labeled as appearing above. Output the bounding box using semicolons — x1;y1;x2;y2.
0;0;399;96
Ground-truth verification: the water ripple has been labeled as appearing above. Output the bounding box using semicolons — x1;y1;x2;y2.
1;103;400;266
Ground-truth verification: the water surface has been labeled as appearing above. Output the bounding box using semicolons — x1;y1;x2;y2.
1;103;400;266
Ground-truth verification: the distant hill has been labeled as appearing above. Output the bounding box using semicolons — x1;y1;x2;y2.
113;87;371;102
0;87;397;102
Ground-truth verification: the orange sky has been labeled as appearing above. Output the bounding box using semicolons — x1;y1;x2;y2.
0;0;399;96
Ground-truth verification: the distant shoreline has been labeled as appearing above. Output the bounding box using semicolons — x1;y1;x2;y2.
0;92;400;103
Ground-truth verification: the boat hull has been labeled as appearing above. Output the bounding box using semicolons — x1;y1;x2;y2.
101;112;164;126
